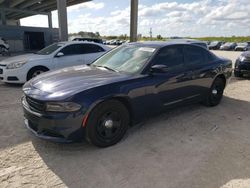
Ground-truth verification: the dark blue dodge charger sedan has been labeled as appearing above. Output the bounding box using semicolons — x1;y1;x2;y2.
22;41;232;147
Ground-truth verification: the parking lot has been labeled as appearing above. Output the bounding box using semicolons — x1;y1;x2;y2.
1;51;250;188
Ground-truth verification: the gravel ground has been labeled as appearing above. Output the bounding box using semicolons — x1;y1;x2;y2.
1;51;250;188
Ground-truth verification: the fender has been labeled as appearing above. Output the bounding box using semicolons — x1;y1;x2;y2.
82;94;133;127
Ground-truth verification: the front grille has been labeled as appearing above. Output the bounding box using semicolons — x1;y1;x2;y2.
0;69;2;74
7;76;18;81
29;121;38;132
43;129;64;138
26;96;45;112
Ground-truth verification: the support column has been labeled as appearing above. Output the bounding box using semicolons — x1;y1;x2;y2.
130;0;138;42
48;12;52;29
48;12;53;45
0;10;6;25
57;0;68;41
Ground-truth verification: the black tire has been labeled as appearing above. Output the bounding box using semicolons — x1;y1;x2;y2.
234;71;242;78
27;67;49;81
85;100;129;147
0;46;6;55
204;78;225;107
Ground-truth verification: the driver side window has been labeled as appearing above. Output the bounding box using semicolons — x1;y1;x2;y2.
154;46;184;70
60;44;83;56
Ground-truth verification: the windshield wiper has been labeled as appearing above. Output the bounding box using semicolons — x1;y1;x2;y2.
96;66;118;72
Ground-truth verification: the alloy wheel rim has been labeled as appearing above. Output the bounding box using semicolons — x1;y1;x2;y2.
211;83;223;102
97;111;122;140
32;70;44;78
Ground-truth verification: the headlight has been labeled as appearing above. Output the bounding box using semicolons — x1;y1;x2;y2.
46;102;82;112
6;60;27;69
239;55;246;62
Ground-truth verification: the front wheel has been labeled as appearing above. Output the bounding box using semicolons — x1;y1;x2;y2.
85;100;129;147
27;67;49;81
204;78;225;107
0;46;6;55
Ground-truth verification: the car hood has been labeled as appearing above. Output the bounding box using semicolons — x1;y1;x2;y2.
242;51;250;57
23;65;132;101
0;53;50;65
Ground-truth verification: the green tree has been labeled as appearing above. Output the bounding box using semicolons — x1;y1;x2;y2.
157;35;163;40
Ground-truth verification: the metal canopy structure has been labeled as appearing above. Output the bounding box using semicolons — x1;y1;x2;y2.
0;0;91;20
0;0;139;42
130;0;138;42
0;0;91;41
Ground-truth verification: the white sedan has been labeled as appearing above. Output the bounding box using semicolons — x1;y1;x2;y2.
0;41;111;84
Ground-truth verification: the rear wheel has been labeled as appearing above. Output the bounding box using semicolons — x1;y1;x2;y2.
204;78;225;107
85;100;129;147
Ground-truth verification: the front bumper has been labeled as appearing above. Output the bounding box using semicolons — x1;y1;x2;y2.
22;97;84;142
235;59;250;75
0;65;27;83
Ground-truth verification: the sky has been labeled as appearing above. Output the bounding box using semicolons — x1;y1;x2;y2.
20;0;250;37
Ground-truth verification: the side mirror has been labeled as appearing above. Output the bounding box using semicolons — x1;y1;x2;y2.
150;64;168;73
56;52;64;57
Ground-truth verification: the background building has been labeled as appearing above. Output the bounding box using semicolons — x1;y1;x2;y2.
0;0;91;52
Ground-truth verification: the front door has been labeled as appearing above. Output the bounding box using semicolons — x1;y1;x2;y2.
53;44;84;69
149;45;193;107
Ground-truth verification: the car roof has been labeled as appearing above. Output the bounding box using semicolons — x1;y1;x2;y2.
59;41;103;45
74;37;101;40
57;41;111;51
129;40;207;49
168;38;205;43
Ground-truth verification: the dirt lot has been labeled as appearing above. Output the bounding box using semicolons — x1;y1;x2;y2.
1;51;250;188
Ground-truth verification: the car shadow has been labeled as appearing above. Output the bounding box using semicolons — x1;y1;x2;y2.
32;96;250;188
0;82;27;150
0;82;23;88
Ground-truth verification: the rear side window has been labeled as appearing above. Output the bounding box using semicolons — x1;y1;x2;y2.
184;46;206;65
154;46;184;69
83;44;105;53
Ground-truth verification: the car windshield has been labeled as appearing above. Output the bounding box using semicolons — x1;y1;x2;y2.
36;43;65;55
224;42;232;46
92;45;156;74
210;41;219;45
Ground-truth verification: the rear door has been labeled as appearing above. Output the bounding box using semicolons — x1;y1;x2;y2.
183;45;216;96
53;44;84;69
